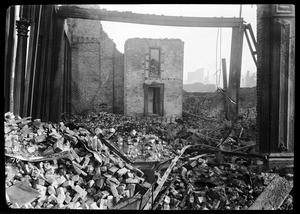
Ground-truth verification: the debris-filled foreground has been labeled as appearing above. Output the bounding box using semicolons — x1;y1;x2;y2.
5;111;293;210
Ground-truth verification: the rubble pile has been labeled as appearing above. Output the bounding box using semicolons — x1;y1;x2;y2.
62;112;179;162
152;151;270;210
5;110;293;210
5;112;150;209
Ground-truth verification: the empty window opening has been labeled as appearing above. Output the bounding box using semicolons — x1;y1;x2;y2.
149;48;160;77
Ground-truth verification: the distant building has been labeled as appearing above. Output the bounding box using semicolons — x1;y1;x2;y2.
244;70;257;87
204;70;210;84
187;68;204;84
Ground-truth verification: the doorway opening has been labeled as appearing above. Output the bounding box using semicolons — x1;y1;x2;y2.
144;83;164;117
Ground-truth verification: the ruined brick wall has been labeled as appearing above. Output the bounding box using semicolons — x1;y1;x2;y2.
113;48;124;114
124;38;184;117
67;17;124;114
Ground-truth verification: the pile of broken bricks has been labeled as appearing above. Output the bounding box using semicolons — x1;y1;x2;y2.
5;112;152;209
150;151;293;210
5;112;293;210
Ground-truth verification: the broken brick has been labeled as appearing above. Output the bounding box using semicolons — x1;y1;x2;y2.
88;180;95;188
47;185;56;195
73;185;87;197
101;191;110;199
72;193;81;203
107;195;114;209
107;177;120;187
108;166;119;174
53;138;65;152
96;178;105;189
117;168;128;176
126;184;136;197
89;202;100;209
100;166;107;172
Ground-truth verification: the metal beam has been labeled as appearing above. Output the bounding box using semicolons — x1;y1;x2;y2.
55;6;243;28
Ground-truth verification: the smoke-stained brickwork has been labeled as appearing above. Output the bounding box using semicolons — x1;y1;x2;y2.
67;17;124;114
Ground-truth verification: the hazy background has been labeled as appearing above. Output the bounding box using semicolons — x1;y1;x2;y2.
98;4;257;87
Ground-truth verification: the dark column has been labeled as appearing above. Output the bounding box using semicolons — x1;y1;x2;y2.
257;4;295;168
4;6;16;112
13;5;30;117
227;25;244;121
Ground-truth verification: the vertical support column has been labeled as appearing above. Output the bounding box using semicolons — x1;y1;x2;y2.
4;6;16;112
143;83;148;116
227;25;244;121
257;4;295;168
222;58;228;119
13;5;30;117
23;5;41;117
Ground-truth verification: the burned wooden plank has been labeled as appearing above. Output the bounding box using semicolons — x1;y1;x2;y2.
56;6;243;28
143;145;190;210
248;176;293;210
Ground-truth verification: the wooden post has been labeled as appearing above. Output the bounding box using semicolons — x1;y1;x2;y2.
222;58;228;119
49;16;65;122
13;5;30;117
227;25;244;121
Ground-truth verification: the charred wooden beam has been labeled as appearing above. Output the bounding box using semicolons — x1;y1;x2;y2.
227;25;244;121
56;5;243;28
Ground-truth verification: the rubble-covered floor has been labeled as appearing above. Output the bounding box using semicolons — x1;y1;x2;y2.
5;97;293;210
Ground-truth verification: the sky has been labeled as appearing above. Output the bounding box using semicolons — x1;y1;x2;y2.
98;4;257;85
